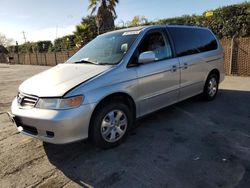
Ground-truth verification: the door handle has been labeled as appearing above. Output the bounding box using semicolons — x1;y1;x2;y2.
183;63;188;70
171;65;177;72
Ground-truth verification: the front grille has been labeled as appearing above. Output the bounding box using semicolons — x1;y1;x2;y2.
17;93;38;108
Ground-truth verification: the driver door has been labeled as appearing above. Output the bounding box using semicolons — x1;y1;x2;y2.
135;29;180;116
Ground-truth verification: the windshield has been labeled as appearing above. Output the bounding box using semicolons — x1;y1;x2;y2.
66;30;140;65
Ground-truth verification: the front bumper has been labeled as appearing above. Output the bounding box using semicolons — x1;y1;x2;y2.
10;97;96;144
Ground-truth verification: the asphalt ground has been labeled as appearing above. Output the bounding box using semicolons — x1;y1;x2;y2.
0;64;250;188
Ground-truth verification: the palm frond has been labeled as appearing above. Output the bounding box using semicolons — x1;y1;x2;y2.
90;6;97;15
108;0;118;8
108;6;117;17
88;0;98;12
88;0;97;9
107;0;118;17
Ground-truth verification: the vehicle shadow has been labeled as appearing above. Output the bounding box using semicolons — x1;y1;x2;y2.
43;89;250;188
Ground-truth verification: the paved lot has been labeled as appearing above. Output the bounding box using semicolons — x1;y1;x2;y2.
0;64;250;188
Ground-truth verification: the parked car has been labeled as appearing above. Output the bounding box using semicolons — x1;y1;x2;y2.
9;25;224;148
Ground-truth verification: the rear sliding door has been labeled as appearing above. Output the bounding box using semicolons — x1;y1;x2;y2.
168;27;207;101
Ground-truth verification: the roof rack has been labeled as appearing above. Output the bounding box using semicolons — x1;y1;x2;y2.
167;23;200;27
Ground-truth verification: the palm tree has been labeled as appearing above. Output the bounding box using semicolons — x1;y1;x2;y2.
74;16;98;47
88;0;119;34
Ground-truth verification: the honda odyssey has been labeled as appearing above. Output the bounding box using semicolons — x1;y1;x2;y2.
10;25;225;148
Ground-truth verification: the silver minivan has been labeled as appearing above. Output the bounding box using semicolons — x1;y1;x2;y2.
10;25;224;148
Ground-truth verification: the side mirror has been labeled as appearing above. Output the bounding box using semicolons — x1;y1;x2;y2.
138;51;156;64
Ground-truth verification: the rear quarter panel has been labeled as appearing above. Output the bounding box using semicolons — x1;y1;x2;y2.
202;41;225;83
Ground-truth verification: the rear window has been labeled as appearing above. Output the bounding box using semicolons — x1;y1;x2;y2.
197;29;218;52
168;27;218;57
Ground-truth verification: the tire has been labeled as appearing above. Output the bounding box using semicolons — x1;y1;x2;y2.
203;74;219;101
90;102;132;149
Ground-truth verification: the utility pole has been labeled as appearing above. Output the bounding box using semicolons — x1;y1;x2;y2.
22;31;27;43
22;31;29;64
55;25;58;39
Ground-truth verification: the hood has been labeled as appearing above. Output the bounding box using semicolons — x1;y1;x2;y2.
19;64;111;97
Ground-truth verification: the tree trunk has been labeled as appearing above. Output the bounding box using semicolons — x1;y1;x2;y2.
96;5;115;35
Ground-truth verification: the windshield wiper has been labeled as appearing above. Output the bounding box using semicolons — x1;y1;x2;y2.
97;62;113;65
73;59;113;66
74;59;99;65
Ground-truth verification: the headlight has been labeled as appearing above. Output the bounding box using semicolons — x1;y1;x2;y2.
36;95;84;110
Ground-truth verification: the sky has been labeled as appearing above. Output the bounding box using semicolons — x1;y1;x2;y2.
0;0;247;44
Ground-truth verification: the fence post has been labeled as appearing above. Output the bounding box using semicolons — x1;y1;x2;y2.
54;51;57;65
35;52;38;65
44;53;47;66
67;49;69;58
29;53;31;65
230;36;235;75
17;53;20;64
15;41;19;65
230;34;239;75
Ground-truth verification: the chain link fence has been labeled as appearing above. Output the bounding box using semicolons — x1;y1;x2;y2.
221;37;250;76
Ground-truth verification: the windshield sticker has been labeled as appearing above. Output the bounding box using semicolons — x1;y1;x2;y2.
122;30;141;36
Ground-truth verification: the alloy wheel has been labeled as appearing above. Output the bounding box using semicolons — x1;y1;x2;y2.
208;77;218;97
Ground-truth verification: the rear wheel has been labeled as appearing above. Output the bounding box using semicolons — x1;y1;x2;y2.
90;102;132;149
203;74;219;101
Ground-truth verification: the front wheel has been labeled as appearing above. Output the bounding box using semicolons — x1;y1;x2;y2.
203;74;219;101
90;102;132;149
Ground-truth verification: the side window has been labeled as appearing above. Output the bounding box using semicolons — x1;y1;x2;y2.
168;28;201;57
138;32;172;61
197;29;218;52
